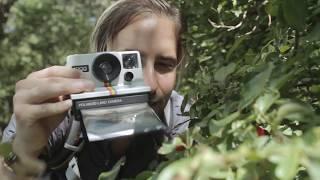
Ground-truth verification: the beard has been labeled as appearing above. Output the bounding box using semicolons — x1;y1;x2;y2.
148;96;169;122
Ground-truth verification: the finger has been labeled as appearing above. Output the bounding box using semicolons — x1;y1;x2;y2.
17;66;83;91
13;99;72;122
15;78;41;91
46;113;69;133
16;78;95;103
16;76;89;91
29;99;73;119
27;66;81;79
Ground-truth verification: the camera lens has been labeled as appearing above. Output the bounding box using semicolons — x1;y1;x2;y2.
124;72;134;82
92;53;121;82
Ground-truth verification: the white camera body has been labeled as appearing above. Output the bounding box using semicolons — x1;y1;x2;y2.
66;51;150;100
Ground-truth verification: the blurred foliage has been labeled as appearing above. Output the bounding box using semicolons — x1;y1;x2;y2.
1;0;320;179
0;0;112;127
147;0;320;179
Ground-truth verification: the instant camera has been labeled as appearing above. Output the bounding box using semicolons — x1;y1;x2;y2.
65;51;166;143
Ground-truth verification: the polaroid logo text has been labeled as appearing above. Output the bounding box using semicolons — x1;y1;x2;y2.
77;98;123;108
72;65;89;72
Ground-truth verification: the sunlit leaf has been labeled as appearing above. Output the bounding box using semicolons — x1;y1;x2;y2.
279;45;290;54
158;137;186;155
254;90;279;114
157;158;193;180
275;145;300;180
277;102;315;123
306;160;320;180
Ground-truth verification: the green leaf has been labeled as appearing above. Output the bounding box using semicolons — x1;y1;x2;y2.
279;45;290;54
226;36;248;62
302;127;320;145
266;0;281;16
98;156;125;180
135;171;154;180
239;63;274;109
0;143;12;158
269;69;296;90
304;23;320;42
236;164;260;180
310;85;320;93
158;137;186;155
157;158;193;180
202;106;219;123
306;160;320;180
209;111;240;137
275;145;300;180
282;127;293;136
214;63;237;83
254;90;279;114
276;102;315;123
282;0;308;31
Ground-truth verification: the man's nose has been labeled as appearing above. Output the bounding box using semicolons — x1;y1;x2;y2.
143;64;157;94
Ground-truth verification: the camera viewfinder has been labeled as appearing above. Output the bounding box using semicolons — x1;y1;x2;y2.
123;53;138;69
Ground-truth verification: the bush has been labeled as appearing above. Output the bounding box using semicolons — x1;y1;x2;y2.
151;0;320;179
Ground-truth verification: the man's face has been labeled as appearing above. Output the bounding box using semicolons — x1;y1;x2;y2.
108;14;178;120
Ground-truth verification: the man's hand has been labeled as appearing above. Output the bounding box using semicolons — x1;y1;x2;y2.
12;66;95;158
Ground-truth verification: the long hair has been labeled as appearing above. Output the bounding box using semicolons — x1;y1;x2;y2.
90;0;184;63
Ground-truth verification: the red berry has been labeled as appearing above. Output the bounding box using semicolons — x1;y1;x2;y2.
256;126;266;136
175;145;185;152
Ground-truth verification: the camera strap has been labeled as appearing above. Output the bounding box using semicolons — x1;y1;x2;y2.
103;81;116;95
66;157;81;180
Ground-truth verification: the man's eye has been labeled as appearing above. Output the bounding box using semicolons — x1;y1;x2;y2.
155;62;176;73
